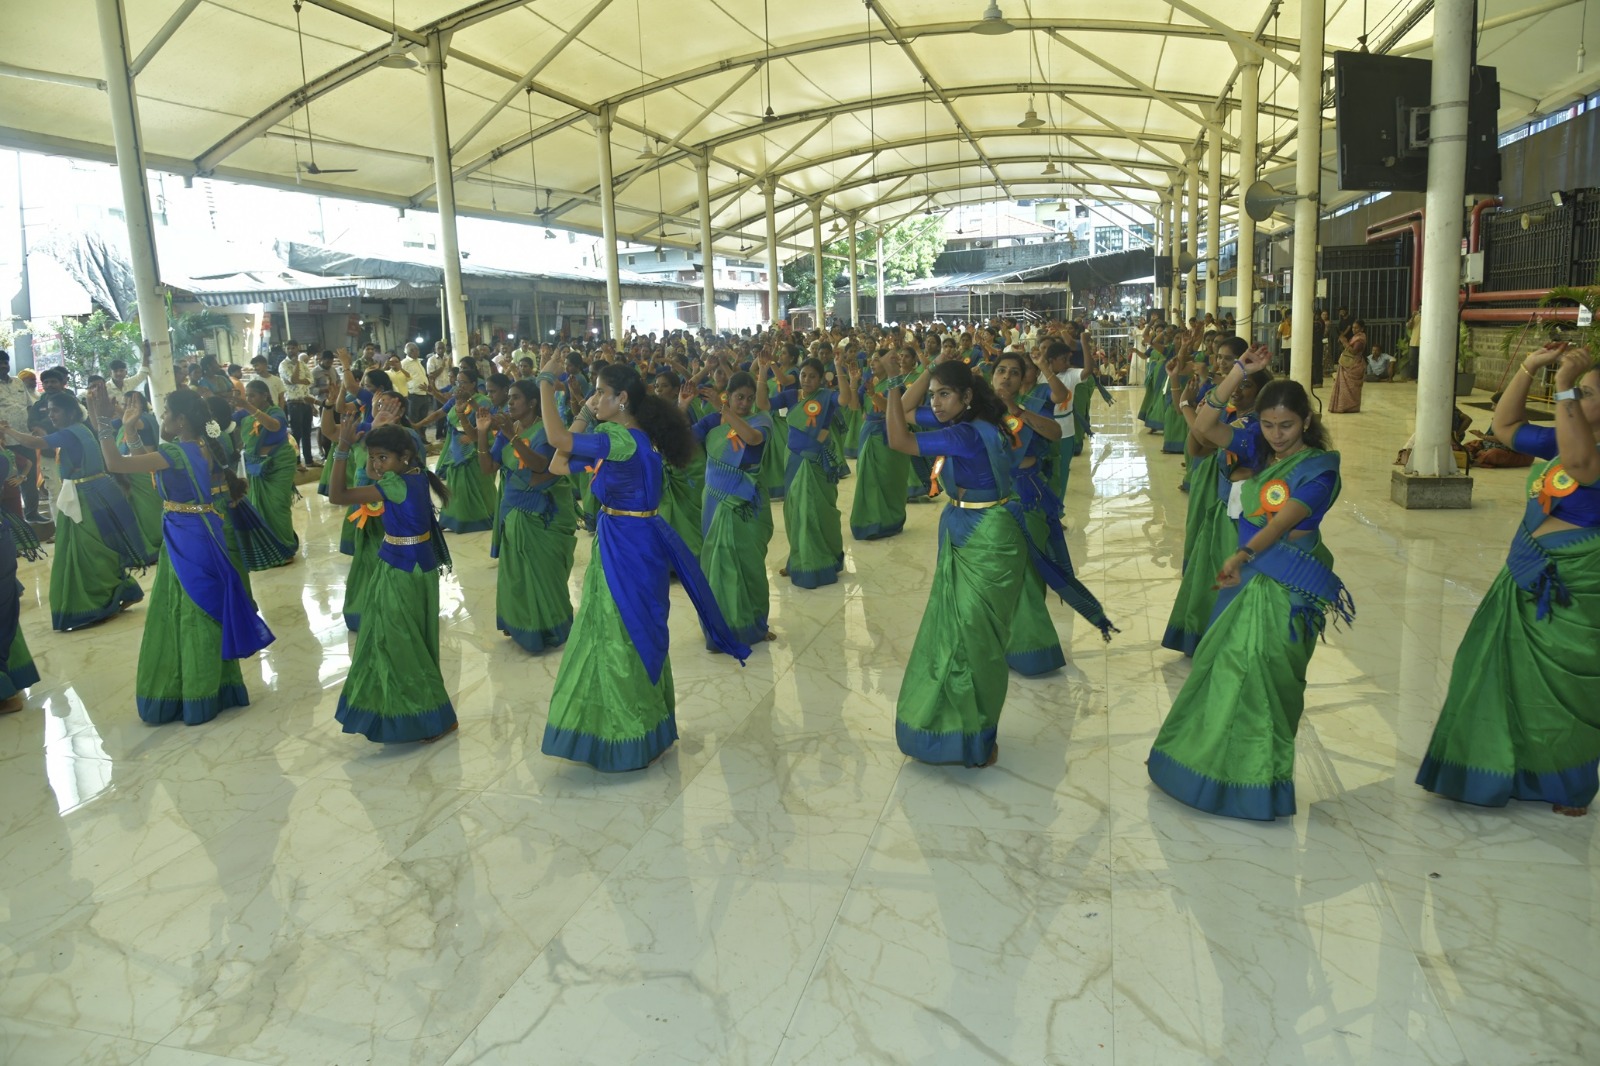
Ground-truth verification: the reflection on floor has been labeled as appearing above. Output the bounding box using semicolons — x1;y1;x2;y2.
1;382;1594;1066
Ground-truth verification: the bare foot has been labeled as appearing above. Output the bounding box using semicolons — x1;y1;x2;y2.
421;721;459;744
1553;803;1588;817
977;744;999;768
778;566;789;577
763;629;777;642
0;694;23;715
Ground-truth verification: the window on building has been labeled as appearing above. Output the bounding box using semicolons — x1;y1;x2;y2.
627;255;636;265
1130;224;1155;247
1094;226;1124;253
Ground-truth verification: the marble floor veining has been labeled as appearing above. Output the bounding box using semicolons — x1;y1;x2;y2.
1;383;1596;1065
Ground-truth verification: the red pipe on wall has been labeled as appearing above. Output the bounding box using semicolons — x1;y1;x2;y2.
1366;218;1424;313
1462;287;1555;304
1459;307;1578;322
1365;208;1424;236
1466;196;1504;298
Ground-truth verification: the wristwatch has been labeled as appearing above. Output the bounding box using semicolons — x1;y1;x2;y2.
1553;388;1581;402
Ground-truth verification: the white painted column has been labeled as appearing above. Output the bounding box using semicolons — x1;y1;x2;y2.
94;0;174;396
812;201;825;327
847;214;859;327
1185;157;1199;322
1288;0;1324;386
1205;116;1221;318
595;105;624;341
424;32;470;360
1235;58;1261;341
1409;0;1473;479
764;178;779;327
1168;191;1181;317
875;232;886;325
695;153;716;332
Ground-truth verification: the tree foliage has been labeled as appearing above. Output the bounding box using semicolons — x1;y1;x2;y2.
782;215;947;315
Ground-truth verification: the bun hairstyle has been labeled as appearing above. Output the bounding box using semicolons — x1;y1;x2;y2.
1254;379;1330;450
365;424;450;505
930;360;1007;426
596;363;694;468
172;390;247;502
508;378;541;416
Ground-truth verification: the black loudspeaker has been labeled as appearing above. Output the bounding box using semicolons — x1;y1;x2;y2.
1333;52;1501;194
1154;257;1172;287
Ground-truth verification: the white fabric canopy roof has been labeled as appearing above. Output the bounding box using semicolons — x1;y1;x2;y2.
3;0;1597;263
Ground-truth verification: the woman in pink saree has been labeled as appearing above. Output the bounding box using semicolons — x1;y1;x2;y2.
1329;319;1368;414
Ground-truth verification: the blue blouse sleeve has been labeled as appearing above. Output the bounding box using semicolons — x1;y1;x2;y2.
232;408;249;425
566;430;614;463
44;428;82;466
772;388;798;410
1511;424;1558;459
692;411;720;443
911;422;984;459
489;435;508;466
913;406;942;428
1292;471;1339;524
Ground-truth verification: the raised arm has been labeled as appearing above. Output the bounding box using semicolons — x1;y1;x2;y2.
884;386;918;455
327;405;383;507
86;386;169;474
1552;345;1600;485
1193;343;1269;449
1493;340;1565;446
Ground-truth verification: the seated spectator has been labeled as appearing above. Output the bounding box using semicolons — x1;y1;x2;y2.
1366;346;1395;381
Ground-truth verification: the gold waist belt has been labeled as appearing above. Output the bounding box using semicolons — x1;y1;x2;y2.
599;505;659;518
949;496;1010;510
70;472;109;485
384;531;432;545
162;501;212;514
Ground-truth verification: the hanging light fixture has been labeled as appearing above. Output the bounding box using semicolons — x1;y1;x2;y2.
378;0;417;68
972;2;1013;35
637;138;659;160
1017;96;1045;129
1041;161;1059;176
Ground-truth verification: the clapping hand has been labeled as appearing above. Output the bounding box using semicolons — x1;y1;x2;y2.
1237;343;1272;375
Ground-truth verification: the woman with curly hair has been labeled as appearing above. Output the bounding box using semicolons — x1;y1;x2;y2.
537;358;750;772
88;387;273;724
885;361;1028;767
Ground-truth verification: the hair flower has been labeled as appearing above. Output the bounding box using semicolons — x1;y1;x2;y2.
204;419;222;439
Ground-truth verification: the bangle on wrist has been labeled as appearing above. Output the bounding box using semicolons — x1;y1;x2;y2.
1521;364;1536;378
332;449;350;460
1239;545;1257;562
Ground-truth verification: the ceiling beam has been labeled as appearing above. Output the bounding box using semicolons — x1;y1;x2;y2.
1158;0;1295;72
866;3;1012;199
129;0;204;78
1046;29;1235;144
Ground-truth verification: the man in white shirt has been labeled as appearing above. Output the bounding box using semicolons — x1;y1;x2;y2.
0;349;41;521
1037;339;1085;495
400;342;430;425
107;358;149;397
249;355;286;406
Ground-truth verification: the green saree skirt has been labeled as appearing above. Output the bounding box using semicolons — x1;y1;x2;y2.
895;505;1027;765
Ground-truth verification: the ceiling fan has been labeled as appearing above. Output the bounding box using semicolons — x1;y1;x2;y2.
731;0;784;123
292;2;357;175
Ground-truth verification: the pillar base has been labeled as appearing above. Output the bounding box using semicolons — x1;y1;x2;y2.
1391;471;1474;510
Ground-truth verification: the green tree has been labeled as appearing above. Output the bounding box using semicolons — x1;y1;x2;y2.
31;309;141;381
782;215;946;316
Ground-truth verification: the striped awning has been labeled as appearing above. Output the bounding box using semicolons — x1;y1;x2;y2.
172;269;359;307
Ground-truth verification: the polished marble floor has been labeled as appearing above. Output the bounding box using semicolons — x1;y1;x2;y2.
1;383;1596;1065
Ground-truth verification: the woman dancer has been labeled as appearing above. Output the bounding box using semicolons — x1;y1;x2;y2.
537;358;749;772
1163;341;1273;655
693;371;774;646
1328;319;1368;414
89;387;273;725
885;361;1027;766
203;396;293;579
115;390;163;551
759;355;846;588
235;379;299;562
0;392;147;631
1417;341;1600;815
329;418;456;743
847;347;914;540
991;351;1117;675
476;380;576;653
429;365;496;533
0;448;38;714
1149;356;1353;820
650;369;704;555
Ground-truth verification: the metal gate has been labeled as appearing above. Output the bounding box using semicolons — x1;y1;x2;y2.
1320;243;1412;364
